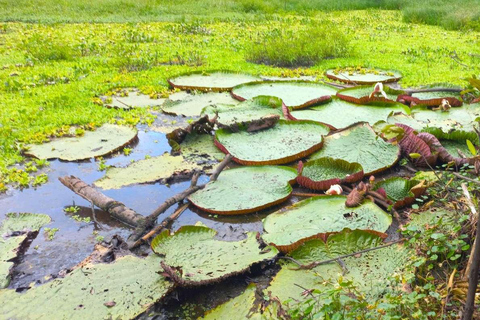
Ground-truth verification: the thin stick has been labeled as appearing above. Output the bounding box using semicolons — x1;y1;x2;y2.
463;183;480;319
452;172;480;186
281;238;405;270
462;183;478;281
129;203;189;249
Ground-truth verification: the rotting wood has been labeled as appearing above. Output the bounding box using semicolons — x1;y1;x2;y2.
127;154;233;245
462;183;480;320
59;175;144;227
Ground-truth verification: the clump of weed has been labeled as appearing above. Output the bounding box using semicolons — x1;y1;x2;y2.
21;34;77;62
167;21;212;35
246;22;351;67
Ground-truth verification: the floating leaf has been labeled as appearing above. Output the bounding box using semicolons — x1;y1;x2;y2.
168;71;260;92
1;213;50;288
151;226;278;285
290;98;409;130
261;195;391;253
373;177;425;209
325;67;402;85
426;128;479;158
25;124;138;161
178;132;225;162
215;120;329;165
309;122;400;175
102;90;166;109
162;92;239;117
201;96;284;127
296;158;364;191
202;284;258;319
410;104;480;133
188;166;297;215
94;153;199;189
0;255;173;319
336;85;405;105
231;81;337;109
268;229;415;305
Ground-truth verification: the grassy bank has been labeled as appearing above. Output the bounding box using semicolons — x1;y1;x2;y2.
0;0;479;31
0;10;479;187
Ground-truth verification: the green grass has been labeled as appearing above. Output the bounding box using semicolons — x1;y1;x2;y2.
0;10;480;189
0;0;479;31
246;22;351;67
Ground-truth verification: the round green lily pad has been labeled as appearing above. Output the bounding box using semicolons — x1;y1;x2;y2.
290;97;410;130
151;226;279;285
25;124;138;161
297;157;364;191
261;195;392;253
0;255;173;319
201;96;284;127
168;71;261;92
215;120;330;165
188;166;297;215
325;67;402;84
336;85;405;105
162;92;239;117
374;177;425;209
309;122;400;175
231;81;337;109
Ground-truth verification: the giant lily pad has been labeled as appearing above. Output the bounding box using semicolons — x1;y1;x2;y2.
374;177;425;209
411;105;480;134
336;85;405;105
202;96;284;127
0;255;173;319
296;158;364;191
188;166;297;215
151;226;279;285
261;195;391;252
309;122;400;175
101;88;166;109
162;92;239;117
426;128;479;158
168;71;261;92
177;132;225;162
94;153;198;189
231;81;337;109
1;213;51;288
405;91;463;107
325;67;402;85
290;97;410;130
215;120;330;165
268;230;415;305
25;124;138;161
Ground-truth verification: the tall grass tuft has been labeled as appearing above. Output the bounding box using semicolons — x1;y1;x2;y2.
245;22;351;68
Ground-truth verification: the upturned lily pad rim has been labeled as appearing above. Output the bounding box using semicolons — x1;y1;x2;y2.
374;177;425;209
296;157;364;191
336;85;406;105
231;80;337;109
399;94;463;108
187;166;298;215
167;70;262;92
214;119;330;165
325;67;403;84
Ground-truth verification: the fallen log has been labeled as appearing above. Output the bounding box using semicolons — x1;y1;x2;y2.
59;175;144;227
